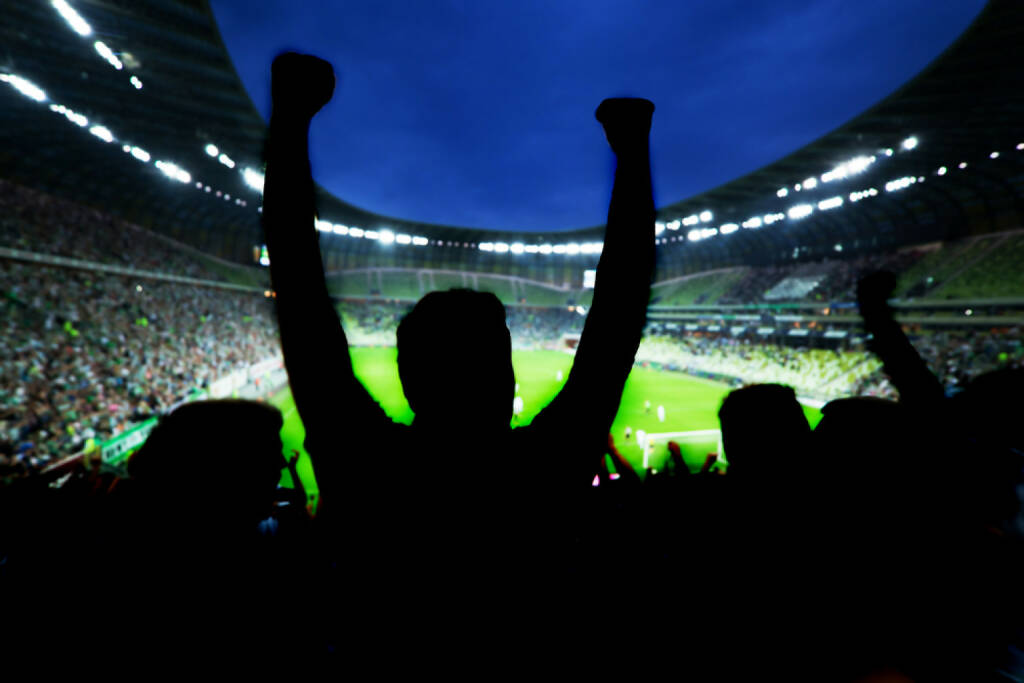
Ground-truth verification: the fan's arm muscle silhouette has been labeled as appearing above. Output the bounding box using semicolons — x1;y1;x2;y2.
530;99;656;484
262;54;387;499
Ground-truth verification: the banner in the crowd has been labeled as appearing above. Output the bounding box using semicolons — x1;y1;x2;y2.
99;357;281;465
101;418;158;465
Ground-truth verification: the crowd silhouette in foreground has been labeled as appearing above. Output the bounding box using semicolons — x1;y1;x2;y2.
1;53;1021;680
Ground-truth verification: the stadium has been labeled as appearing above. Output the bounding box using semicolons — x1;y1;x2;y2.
1;0;1022;674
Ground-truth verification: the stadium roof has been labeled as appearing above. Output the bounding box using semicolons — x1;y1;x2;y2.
0;0;1021;270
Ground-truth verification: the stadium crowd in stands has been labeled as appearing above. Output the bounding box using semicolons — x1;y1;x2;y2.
637;326;1023;400
0;259;278;479
0;178;225;281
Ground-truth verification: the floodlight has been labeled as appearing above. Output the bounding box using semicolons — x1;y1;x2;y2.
52;0;92;36
155;160;190;183
479;242;494;252
654;222;666;235
901;136;918;151
89;125;114;143
885;176;915;192
130;146;150;162
349;227;364;238
94;41;123;70
396;234;412;245
990;151;1000;159
1018;143;1024;151
378;230;395;244
205;144;219;157
687;229;702;241
565;243;580;255
937;166;947;176
412;236;428;246
802;177;818;190
334;225;348;235
884;148;894;157
130;76;143;90
699;210;713;222
818;196;842;210
787;204;813;220
242;168;265;192
1;74;47;102
315;220;332;232
510;242;525;254
524;244;539;254
682;215;699;226
958;162;967;169
720;223;738;234
776;188;788;198
552;244;567;254
218;153;235;169
667;220;680;231
742;217;761;229
364;230;379;240
539;244;553;254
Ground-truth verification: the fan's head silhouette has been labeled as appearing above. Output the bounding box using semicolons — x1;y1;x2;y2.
397;288;515;433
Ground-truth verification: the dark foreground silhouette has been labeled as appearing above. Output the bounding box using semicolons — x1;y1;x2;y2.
262;53;655;594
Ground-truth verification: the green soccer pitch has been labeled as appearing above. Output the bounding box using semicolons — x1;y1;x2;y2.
268;348;823;503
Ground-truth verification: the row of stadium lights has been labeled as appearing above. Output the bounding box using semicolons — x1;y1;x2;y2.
1;72;252;208
51;0;253;208
51;0;144;91
665;136;1024;244
20;0;1024;256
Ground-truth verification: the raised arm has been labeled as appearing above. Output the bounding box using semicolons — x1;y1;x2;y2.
532;99;656;480
262;53;390;499
857;270;944;406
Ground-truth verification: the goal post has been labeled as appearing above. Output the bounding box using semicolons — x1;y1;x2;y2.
640;428;727;473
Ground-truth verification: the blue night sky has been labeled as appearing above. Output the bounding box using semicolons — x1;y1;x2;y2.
210;0;986;232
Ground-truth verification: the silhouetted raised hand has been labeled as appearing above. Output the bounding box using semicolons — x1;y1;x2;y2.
856;271;943;406
271;52;335;122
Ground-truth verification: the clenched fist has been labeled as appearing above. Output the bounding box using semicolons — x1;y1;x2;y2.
271;52;335;122
595;98;654;157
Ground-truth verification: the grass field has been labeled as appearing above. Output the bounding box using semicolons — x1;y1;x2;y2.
269;347;822;503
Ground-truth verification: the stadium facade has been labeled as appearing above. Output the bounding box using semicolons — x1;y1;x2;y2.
1;0;1022;289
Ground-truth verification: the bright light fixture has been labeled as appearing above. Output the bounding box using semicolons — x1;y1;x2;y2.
94;41;123;70
52;0;92;36
242;167;265;193
89;125;114;143
788;204;813;220
0;74;47;102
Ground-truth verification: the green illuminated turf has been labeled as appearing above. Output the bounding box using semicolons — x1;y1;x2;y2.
271;347;823;501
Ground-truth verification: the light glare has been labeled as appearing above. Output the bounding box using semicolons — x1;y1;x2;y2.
52;0;93;36
0;74;47;102
89;125;114;143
